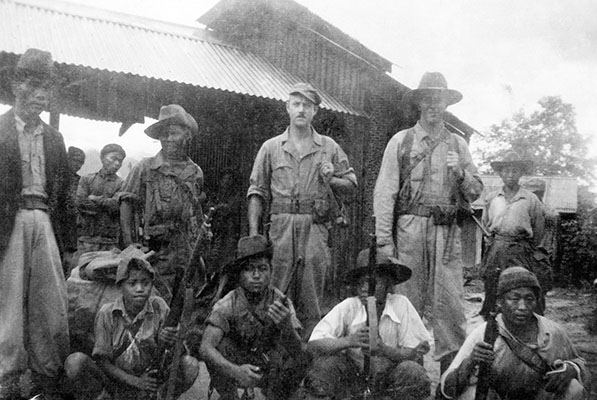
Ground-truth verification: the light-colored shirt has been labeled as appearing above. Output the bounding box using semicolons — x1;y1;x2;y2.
309;293;432;370
15;114;47;198
482;187;545;244
247;127;356;203
374;123;482;246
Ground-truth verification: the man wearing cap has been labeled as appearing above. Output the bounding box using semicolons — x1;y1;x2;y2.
119;104;204;297
440;267;588;399
373;72;483;372
248;82;357;338
524;177;560;267
64;254;200;400
76;143;126;255
63;146;86;274
0;48;74;399
303;249;431;400
481;151;549;315
200;235;309;400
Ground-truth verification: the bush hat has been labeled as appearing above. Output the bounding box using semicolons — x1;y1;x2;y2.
346;249;412;286
404;72;462;106
145;104;198;139
15;48;55;83
490;151;534;174
223;235;273;275
116;256;155;285
497;266;541;297
289;82;321;106
100;143;126;160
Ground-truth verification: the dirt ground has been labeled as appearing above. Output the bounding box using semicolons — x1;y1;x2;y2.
182;280;597;400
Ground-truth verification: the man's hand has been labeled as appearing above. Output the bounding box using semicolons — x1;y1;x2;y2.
414;341;430;357
447;151;464;180
471;341;494;365
266;300;291;326
234;364;263;388
157;326;179;347
346;326;370;350
319;161;334;184
544;363;577;394
133;370;160;392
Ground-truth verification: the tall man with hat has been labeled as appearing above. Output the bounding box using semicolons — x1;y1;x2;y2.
199;235;309;400
440;267;588;399
480;150;550;316
76;143;127;255
248;82;357;338
119;104;205;298
303;249;432;400
373;72;483;373
0;48;74;399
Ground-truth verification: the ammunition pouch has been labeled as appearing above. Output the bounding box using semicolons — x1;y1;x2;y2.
430;205;457;226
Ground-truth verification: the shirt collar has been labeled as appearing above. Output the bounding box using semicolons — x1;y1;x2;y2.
98;168;117;179
112;295;154;324
414;121;451;143
497;313;548;348
381;293;402;324
280;126;323;146
497;187;528;201
14;113;43;136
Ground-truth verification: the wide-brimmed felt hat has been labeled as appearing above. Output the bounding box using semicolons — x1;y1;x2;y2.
289;82;321;106
145;104;198;139
490;151;534;174
345;249;412;285
404;72;462;106
223;235;273;275
14;48;56;83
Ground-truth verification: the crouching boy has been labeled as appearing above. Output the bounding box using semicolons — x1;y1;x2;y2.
64;256;199;399
303;249;432;400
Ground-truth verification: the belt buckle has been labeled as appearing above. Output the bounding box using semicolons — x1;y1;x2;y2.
292;199;300;213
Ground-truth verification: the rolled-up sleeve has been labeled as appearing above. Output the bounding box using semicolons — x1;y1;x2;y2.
455;136;483;203
247;142;271;201
332;144;357;187
374;133;402;246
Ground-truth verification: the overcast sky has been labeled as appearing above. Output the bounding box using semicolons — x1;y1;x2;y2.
3;0;596;167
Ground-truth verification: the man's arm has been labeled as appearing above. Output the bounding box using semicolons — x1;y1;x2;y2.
307;325;369;356
96;357;159;393
199;324;262;388
247;194;264;237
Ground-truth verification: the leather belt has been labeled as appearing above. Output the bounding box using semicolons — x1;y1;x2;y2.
270;199;315;214
19;195;48;210
403;204;456;218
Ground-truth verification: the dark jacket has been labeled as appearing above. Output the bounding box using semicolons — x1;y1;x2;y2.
0;108;74;259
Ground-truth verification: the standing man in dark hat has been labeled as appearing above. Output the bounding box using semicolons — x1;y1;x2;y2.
119;104;205;298
76;143;126;255
0;48;73;399
199;235;309;400
373;72;483;373
480;150;550;315
248;82;357;339
303;249;431;400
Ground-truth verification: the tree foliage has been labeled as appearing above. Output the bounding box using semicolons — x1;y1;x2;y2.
475;96;597;284
475;96;596;185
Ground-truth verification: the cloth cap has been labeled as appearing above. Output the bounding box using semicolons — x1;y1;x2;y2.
490;150;534;174
345;249;412;285
100;143;126;160
116;257;155;285
404;72;462;106
15;48;55;82
289;82;321;106
497;266;541;297
145;104;198;139
68;146;85;160
223;235;273;275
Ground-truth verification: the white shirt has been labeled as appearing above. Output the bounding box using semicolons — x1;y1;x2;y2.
310;293;432;370
15;114;47;198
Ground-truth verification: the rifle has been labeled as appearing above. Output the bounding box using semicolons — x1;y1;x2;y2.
362;217;377;399
147;207;215;400
474;265;501;400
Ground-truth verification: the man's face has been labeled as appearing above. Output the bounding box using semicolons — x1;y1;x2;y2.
239;256;271;295
101;151;124;175
418;93;448;127
357;273;392;306
13;77;51;121
498;166;524;190
286;94;317;129
68;156;85;173
159;124;189;159
121;268;153;312
498;287;537;328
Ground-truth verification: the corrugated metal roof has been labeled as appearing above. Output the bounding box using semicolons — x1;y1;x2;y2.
472;175;578;214
0;0;362;116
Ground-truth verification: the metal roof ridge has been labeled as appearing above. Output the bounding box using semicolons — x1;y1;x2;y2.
6;0;227;45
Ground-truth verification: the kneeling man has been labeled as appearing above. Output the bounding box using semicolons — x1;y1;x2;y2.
304;249;432;400
440;267;588;399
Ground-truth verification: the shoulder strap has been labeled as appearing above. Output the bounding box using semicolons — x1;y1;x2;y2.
398;129;414;188
499;331;550;375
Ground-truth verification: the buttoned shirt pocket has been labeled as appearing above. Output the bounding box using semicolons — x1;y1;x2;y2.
271;156;294;197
